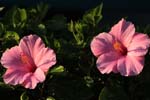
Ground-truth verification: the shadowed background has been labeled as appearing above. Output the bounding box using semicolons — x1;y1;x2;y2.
0;0;150;25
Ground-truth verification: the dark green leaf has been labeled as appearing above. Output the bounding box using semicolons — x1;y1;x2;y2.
99;86;129;100
20;92;29;100
83;3;103;26
37;3;49;21
84;76;94;87
0;82;14;90
12;8;27;28
0;22;5;35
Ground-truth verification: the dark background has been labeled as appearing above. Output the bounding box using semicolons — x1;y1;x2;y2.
0;1;150;100
0;0;150;25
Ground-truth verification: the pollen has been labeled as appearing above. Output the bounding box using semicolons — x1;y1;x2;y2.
113;41;127;55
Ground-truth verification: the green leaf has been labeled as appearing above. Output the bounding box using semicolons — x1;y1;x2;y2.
83;14;94;25
50;65;65;74
0;82;14;90
37;2;49;13
18;8;27;22
4;31;20;42
37;2;49;21
20;92;29;100
68;21;85;45
83;3;103;26
29;8;37;14
3;7;27;28
38;23;46;30
74;22;84;44
46;96;55;100
12;8;27;28
68;20;74;33
99;86;129;100
74;21;83;33
0;22;5;36
54;39;61;51
84;76;94;87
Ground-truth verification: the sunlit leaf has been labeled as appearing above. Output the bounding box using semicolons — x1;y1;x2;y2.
68;20;74;33
4;31;20;42
46;96;55;100
18;8;27;22
38;24;46;30
0;7;4;12
50;65;65;74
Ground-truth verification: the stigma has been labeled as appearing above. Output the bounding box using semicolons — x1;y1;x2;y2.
20;52;36;72
113;41;127;55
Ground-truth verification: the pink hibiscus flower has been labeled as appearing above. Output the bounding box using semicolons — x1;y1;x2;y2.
91;18;150;76
0;34;56;89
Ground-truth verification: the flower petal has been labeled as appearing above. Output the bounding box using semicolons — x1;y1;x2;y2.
128;33;150;56
19;73;31;84
109;18;135;47
22;73;39;89
96;51;120;74
34;68;45;82
3;68;26;85
91;32;115;57
34;48;56;73
117;56;144;76
0;46;25;69
19;34;45;59
19;34;56;73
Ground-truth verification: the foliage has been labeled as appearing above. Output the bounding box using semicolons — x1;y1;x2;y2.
0;2;150;100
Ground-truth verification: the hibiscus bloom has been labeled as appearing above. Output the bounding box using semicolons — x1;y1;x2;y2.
1;34;56;89
91;19;150;76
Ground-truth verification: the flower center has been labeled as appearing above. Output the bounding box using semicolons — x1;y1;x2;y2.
20;53;36;72
113;41;127;55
